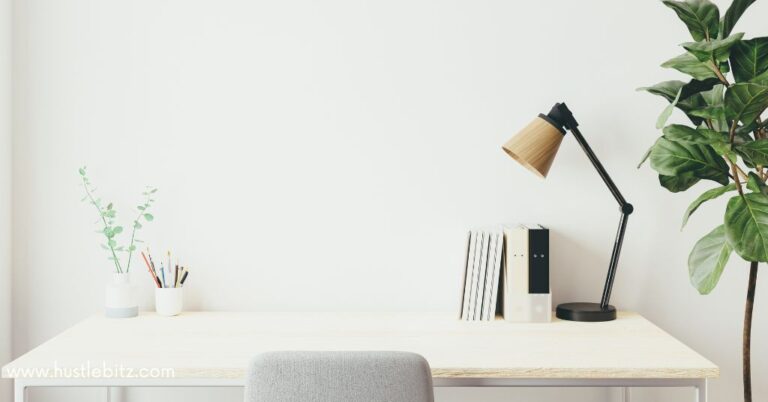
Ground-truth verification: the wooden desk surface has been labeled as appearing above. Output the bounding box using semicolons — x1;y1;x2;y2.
2;312;718;380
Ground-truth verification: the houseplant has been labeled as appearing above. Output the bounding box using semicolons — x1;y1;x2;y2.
639;0;766;400
79;167;157;317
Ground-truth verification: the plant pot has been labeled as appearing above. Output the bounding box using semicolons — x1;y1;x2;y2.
155;288;183;316
105;273;138;318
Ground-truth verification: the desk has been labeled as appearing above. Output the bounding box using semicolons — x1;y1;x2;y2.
2;312;718;402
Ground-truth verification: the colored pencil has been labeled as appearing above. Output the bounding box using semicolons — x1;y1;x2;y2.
141;251;161;288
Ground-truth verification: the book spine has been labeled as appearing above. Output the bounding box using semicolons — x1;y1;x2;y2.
528;227;549;294
460;231;475;319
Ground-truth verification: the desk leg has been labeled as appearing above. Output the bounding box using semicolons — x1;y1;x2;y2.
107;387;124;402
621;387;631;402
14;381;27;402
695;379;707;402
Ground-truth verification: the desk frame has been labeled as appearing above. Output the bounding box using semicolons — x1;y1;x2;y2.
13;376;708;402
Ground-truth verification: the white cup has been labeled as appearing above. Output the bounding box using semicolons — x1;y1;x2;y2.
155;288;183;316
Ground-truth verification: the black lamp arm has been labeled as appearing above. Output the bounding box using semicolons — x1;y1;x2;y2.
563;117;634;310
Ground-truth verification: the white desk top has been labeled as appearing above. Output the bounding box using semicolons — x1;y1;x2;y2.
2;312;718;380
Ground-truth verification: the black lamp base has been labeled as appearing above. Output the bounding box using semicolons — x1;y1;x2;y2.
556;302;616;322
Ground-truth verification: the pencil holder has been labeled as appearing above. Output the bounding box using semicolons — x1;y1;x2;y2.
105;273;138;318
155;288;183;316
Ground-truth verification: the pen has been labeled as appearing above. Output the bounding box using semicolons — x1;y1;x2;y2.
180;271;189;286
160;262;167;288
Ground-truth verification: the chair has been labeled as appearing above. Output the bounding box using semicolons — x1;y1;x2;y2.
244;351;434;402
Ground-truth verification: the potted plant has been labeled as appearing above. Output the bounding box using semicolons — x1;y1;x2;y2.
640;0;766;400
79;167;157;318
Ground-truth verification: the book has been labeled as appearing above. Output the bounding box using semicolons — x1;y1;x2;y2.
474;231;492;320
468;231;488;321
484;230;504;320
526;224;549;294
459;231;476;319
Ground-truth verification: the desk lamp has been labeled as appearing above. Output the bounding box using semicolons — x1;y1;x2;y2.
502;102;633;322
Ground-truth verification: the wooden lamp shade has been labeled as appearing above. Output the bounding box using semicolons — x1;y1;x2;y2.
502;116;565;178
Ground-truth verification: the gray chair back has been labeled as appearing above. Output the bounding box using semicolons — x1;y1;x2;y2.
244;351;434;402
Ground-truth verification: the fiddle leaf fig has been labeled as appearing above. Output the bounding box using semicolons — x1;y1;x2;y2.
662;124;724;144
724;82;768;124
736;139;768;165
649;137;729;184
660;173;701;192
688;225;732;294
682;32;744;63
730;37;768;83
662;52;719;80
662;0;720;41
720;0;756;38
682;183;737;228
725;193;768;262
746;172;768;194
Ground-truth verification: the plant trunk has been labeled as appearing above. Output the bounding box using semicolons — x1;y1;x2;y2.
743;261;758;402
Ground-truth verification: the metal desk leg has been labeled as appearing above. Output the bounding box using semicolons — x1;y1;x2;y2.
622;387;631;402
14;380;27;402
696;379;707;402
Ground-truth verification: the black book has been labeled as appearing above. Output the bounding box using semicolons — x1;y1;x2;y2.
526;225;549;294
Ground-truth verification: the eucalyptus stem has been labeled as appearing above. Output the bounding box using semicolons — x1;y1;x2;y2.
81;176;123;273
125;192;153;273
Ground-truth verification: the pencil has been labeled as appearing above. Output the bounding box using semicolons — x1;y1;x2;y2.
179;270;189;286
160;262;167;288
141;251;161;288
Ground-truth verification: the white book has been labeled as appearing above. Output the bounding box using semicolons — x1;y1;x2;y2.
503;225;529;321
467;231;486;321
459;231;476;320
485;230;504;320
480;230;499;320
472;231;491;321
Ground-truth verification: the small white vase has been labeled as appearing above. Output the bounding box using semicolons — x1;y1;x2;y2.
155;288;183;316
105;273;138;318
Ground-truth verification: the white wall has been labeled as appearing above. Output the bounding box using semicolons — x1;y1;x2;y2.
0;0;11;401
8;1;767;402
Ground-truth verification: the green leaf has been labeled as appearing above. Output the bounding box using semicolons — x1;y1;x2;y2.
639;80;718;125
657;88;682;129
662;53;719;80
638;145;654;169
688;106;727;121
150;188;158;193
113;226;123;234
134;221;143;229
108;239;117;248
725;193;768;261
662;0;720;41
683;32;744;63
682;183;737;228
746;172;767;194
736;139;768;165
730;37;768;82
128;245;136;252
721;0;756;38
78;167;86;176
663;124;724;144
137;205;145;210
143;213;154;221
725;82;768;124
688;225;732;294
660;173;701;192
650;137;729;184
753;69;768;85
